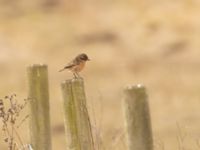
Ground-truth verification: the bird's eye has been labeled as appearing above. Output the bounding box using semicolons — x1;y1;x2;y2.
81;56;87;60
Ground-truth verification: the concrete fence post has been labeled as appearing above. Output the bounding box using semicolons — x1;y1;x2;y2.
123;84;153;150
27;64;52;150
61;78;94;150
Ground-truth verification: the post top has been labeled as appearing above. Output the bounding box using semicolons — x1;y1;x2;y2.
125;84;145;90
61;79;72;84
124;84;146;94
71;77;83;82
61;78;84;85
27;64;47;68
124;84;147;98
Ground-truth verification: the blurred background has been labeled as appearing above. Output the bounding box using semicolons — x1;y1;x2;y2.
0;0;200;149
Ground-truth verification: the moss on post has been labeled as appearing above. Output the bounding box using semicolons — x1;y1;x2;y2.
61;78;94;150
27;64;52;150
123;84;153;150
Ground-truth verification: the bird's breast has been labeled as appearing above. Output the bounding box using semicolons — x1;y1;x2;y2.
72;61;86;72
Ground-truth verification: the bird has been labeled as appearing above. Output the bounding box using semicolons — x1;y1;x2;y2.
59;53;90;78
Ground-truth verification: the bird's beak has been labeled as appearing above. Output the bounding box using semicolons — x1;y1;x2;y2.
87;58;91;61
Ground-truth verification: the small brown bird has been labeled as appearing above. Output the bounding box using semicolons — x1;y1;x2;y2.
59;53;90;78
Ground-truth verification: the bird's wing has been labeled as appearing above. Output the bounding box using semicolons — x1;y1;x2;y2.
59;59;80;72
72;57;81;65
64;64;75;69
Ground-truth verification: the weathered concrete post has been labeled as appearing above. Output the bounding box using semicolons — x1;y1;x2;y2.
61;78;94;150
27;64;52;150
123;84;153;150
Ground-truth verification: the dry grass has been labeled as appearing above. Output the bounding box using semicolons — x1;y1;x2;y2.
0;0;200;149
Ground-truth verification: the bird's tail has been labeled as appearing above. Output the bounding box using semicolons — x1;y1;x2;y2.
59;68;65;72
59;64;74;72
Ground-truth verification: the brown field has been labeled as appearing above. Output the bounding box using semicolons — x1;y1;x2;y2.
0;1;200;149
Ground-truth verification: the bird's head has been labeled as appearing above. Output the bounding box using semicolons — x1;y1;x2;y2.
79;53;90;61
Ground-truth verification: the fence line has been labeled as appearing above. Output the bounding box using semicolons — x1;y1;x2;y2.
123;84;153;150
27;64;52;150
26;64;153;150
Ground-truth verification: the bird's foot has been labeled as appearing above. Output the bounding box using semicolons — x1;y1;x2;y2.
73;73;82;79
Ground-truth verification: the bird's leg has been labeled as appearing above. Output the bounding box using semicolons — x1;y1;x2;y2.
76;72;81;78
73;73;78;79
